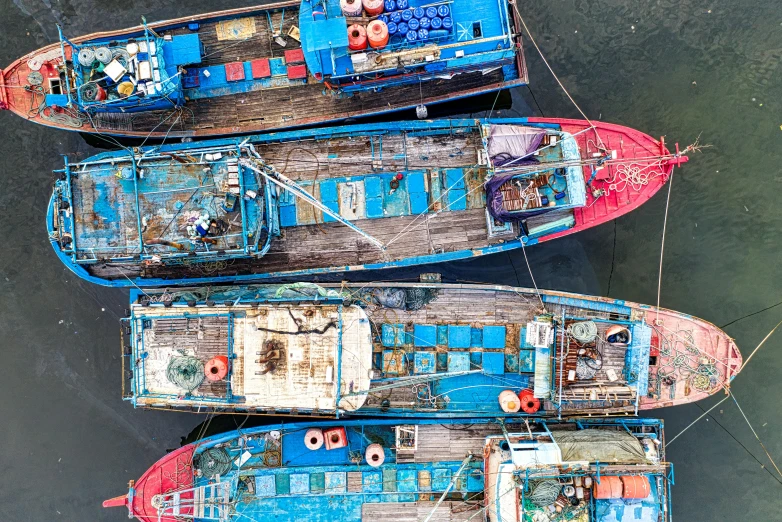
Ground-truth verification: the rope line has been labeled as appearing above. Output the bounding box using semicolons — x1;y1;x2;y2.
655;170;674;323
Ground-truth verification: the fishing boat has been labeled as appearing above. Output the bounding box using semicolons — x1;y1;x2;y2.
48;118;689;288
0;0;526;138
102;416;673;522
119;281;741;417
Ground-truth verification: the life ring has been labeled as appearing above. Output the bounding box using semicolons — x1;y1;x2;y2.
519;389;541;413
204;355;229;381
365;443;386;467
304;428;324;450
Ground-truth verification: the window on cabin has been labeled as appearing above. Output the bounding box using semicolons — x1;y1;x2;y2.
473;22;483;38
49;77;62;94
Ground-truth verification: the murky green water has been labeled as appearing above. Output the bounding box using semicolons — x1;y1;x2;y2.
0;0;780;519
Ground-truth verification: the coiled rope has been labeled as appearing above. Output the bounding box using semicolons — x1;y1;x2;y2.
607;162;664;193
166;355;204;391
527;479;562;507
195;447;232;478
567;321;598;344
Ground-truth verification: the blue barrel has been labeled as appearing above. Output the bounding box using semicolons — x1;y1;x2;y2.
387;21;398;34
390;11;402;22
397;22;409;34
408;18;419;30
413;7;425;18
441;16;453;29
406;29;418;41
378;14;389;24
428;29;449;39
384;0;396;11
401;9;413;21
396;0;408;9
419;16;430;29
425;6;438;18
417;28;429;40
430;16;442;29
437;4;450;17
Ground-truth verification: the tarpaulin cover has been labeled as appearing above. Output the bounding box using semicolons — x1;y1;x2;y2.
550;430;647;463
488;124;547;167
485;125;550;221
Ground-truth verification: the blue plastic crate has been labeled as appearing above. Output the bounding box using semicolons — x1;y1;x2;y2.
409;191;429;214
482;351;505;375
414;351;436;374
482;325;507;349
381;324;405;347
447;352;470;372
447;325;471;348
255;475;276;497
289;473;309;494
413;324;437;347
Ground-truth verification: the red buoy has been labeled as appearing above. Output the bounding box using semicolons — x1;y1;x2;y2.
519;388;541;413
348;24;368;50
205;355;229;381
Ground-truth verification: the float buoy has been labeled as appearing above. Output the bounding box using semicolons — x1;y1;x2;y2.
304;428;324;450
519;388;541;413
498;390;521;413
365;443;386;467
204;355;229;381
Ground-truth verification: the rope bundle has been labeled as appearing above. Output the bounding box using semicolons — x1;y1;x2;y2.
567;321;598;344
195;447;232;478
166;355;204;391
527;479;562;507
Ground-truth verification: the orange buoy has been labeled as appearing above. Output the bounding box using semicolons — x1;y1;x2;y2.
362;0;384;16
498;390;521;413
347;24;368;50
367;20;389;49
592;476;623;499
518;388;541;413
204;355;229;381
621;476;651;499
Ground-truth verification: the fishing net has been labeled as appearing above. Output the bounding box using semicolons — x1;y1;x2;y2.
167;355;204;391
195;447;233;478
372;287;439;311
575;357;598;380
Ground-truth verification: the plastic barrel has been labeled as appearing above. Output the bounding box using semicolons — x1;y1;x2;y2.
348;24;368;50
387;21;398;34
378;14;389;23
390;11;402;23
593;476;623;499
621;476;651;499
363;0;385;16
340;0;363;17
413;7;425;18
397;22;409;34
428;29;449;39
426;6;438;18
430;16;442;29
442;16;453;29
408;18;419;31
367;20;390;48
405;29;418;42
419;16;430;29
396;0;408;8
401;9;413;21
384;0;396;11
417;28;429;40
437;4;450;17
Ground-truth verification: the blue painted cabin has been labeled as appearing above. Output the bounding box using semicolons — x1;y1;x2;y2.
118;281;740;418
103;416;673;522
